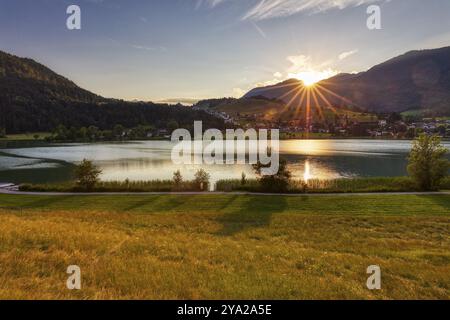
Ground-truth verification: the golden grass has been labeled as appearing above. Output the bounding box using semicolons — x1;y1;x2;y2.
0;194;448;300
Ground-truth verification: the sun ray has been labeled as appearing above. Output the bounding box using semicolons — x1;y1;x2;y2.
294;87;308;120
305;88;311;138
313;85;338;114
311;87;325;122
259;81;303;92
279;84;303;101
315;83;356;108
284;85;305;111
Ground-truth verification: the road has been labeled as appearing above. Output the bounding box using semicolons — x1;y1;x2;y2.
0;184;449;197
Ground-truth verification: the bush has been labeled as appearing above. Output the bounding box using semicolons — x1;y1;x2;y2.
216;179;260;192
216;177;420;193
173;170;183;185
19;180;203;193
253;159;291;192
74;159;102;190
194;169;210;191
407;134;449;190
241;172;247;186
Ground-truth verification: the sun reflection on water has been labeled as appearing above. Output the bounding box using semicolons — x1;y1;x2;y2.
303;160;312;183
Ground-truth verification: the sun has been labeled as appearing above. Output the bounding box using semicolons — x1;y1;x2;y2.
290;69;338;87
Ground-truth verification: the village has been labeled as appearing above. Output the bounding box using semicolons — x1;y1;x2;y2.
198;106;450;139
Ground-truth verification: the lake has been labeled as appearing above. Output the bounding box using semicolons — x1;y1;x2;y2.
1;139;449;187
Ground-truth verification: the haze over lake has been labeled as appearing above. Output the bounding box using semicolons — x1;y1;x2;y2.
1;139;449;187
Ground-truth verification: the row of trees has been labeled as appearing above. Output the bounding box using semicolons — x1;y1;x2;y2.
0;96;227;135
50;124;158;142
75;160;212;191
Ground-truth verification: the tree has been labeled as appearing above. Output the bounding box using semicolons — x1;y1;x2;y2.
253;158;292;192
167;120;179;133
406;127;416;139
194;169;210;191
78;127;88;140
54;125;68;140
241;172;247;186
113;124;125;138
173;170;183;185
407;134;449;190
87;126;99;141
388;112;402;124
74;159;102;190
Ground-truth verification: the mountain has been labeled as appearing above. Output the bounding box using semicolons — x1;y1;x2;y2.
0;51;102;104
195;95;374;126
0;51;225;133
244;46;450;115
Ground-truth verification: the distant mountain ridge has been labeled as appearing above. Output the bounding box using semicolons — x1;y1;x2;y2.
0;51;225;133
0;51;102;104
244;46;450;115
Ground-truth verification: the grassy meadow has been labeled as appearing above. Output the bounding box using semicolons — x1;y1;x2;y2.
0;193;449;300
0;132;51;141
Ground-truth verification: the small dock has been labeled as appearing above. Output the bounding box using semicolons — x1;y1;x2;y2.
0;183;19;192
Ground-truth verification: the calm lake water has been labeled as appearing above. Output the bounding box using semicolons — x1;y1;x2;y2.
1;139;449;187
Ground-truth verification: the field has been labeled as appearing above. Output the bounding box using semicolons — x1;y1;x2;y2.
0;132;51;141
213;97;376;123
0;194;449;300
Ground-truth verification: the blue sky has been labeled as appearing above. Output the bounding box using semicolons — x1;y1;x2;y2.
1;0;450;102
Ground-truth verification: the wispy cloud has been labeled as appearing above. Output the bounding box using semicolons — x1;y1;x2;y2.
251;21;267;38
245;0;388;20
200;0;388;21
197;0;228;9
338;49;359;60
132;45;167;52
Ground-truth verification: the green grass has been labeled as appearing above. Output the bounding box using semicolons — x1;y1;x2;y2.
0;194;449;300
0;132;51;141
21;177;450;193
19;180;205;193
217;177;450;193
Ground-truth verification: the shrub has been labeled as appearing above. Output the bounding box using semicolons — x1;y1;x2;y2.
241;172;247;186
407;134;449;190
215;177;419;193
173;170;183;185
253;159;291;192
74;159;102;190
194;169;210;191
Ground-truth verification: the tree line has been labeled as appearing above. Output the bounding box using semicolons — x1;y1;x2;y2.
0;97;227;134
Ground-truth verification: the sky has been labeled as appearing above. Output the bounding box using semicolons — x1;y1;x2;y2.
1;0;450;102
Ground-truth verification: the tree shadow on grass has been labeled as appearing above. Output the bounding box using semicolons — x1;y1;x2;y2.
26;195;74;210
418;194;450;214
215;195;288;236
122;195;192;213
122;196;161;212
218;194;239;212
154;195;191;212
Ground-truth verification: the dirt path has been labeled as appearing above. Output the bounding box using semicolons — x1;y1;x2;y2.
1;184;449;197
